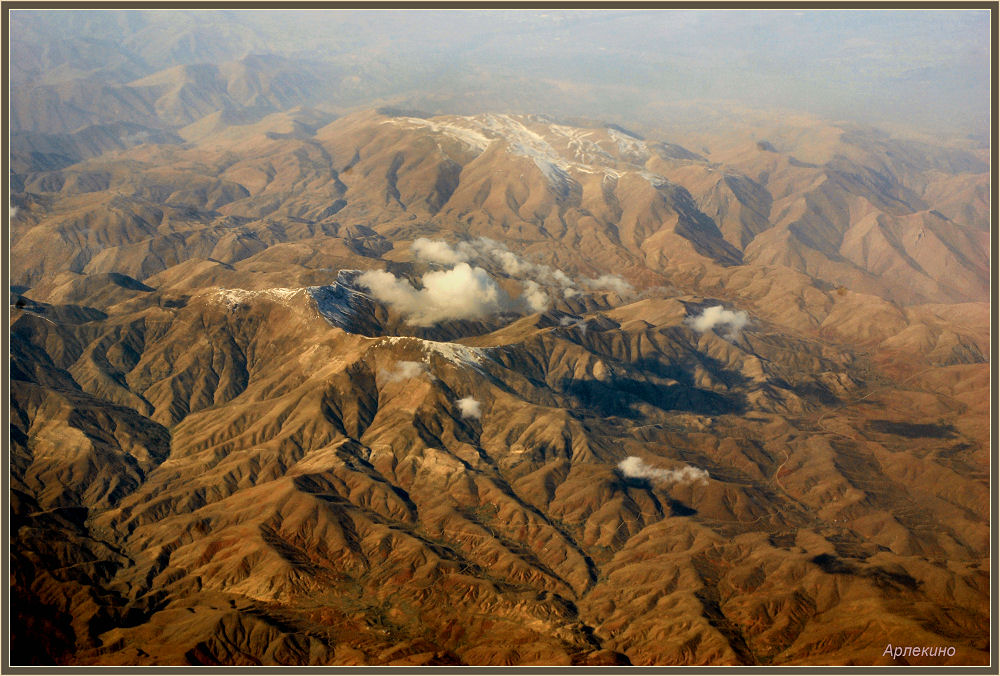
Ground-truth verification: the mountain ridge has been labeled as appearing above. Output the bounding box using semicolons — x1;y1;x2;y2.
9;106;990;665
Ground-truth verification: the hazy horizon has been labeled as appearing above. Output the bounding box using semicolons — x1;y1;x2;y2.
10;8;991;140
9;6;993;670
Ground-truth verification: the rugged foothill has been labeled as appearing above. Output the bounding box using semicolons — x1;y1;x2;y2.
9;107;990;665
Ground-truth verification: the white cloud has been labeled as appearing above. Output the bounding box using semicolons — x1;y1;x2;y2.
547;269;575;288
583;274;634;296
452;237;579;290
494;248;532;277
358;269;421;308
520;280;550;313
359;263;511;326
403;238;641;319
411;238;470;266
685;305;749;340
490;245;577;291
559;315;588;334
381;360;428;382
617;456;709;485
456;396;482;419
10;204;18;220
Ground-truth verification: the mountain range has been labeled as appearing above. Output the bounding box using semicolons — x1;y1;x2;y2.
8;100;991;665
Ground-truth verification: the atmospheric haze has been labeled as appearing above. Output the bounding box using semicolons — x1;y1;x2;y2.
9;9;989;139
6;6;993;669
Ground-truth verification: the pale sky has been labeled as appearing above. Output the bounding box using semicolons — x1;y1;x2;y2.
12;9;991;138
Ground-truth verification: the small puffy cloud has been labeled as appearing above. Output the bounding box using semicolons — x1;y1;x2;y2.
547;269;575;288
401;238;645;318
10;204;18;220
461;237;579;291
559;315;588;334
520;280;550;313
411;238;470;266
618;456;709;485
456;396;482;419
419;264;508;321
495;249;533;277
381;360;428;382
358;269;422;309
359;263;511;326
583;274;633;296
686;305;749;339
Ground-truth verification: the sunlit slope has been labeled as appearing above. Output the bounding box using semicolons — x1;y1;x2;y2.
9;109;989;665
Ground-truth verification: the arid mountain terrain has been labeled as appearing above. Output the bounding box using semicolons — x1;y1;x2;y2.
6;9;993;667
8;102;991;666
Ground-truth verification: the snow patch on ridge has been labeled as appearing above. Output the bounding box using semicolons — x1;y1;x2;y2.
479;114;577;192
309;283;371;329
384;117;492;152
639;170;671;188
211;282;375;334
607;127;650;163
385;113;678;196
426;340;487;370
212;287;305;307
547;124;616;166
378;336;487;371
387;113;583;192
